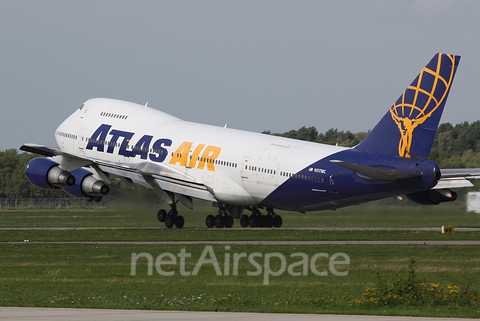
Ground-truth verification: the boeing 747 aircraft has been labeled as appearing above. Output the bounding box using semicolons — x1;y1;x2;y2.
21;53;480;228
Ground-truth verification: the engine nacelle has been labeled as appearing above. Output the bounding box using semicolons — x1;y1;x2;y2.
406;188;457;205
25;157;75;189
63;168;110;200
62;168;109;199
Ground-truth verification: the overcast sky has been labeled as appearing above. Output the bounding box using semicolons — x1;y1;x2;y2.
2;0;479;151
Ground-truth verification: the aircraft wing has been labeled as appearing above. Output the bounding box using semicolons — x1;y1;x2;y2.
20;144;217;203
21;144;72;158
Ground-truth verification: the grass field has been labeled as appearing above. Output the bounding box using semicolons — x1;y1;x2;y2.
1;196;480;228
1;199;480;317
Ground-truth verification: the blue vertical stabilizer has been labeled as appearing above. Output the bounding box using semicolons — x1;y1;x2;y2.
355;53;460;160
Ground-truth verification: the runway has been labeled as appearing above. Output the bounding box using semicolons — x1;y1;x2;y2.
2;226;480;245
0;227;460;230
3;240;480;245
1;307;478;321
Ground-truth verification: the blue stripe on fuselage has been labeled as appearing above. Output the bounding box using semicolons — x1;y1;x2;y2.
259;149;439;211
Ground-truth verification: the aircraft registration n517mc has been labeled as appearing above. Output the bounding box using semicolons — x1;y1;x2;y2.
21;53;480;229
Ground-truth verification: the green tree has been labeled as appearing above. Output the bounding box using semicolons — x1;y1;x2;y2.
264;121;480;169
0;150;66;198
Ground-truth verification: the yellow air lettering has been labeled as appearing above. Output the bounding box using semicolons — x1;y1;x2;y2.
187;144;206;168
198;146;221;171
169;141;193;167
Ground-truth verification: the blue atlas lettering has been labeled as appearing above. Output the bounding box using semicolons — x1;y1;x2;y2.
86;124;112;152
133;135;153;160
107;129;133;154
149;139;172;163
110;129;135;157
86;124;172;163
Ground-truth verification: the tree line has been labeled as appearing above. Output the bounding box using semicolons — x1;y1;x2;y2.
1;121;480;198
0;150;65;198
265;120;480;168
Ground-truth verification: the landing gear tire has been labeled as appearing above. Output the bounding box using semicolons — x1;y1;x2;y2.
240;215;249;228
224;216;234;228
175;215;185;229
273;215;283;228
214;215;225;228
157;209;167;222
248;215;258;228
165;215;175;229
206;215;215;228
259;215;270;227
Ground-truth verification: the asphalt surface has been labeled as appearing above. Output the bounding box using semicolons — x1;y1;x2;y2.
3;240;480;245
1;227;480;231
0;308;478;321
2;227;480;244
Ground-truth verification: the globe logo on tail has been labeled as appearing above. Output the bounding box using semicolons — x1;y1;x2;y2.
390;54;457;158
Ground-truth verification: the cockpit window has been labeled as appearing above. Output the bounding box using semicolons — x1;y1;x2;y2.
79;104;84;110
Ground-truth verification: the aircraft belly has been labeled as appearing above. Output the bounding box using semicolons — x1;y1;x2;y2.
213;171;262;205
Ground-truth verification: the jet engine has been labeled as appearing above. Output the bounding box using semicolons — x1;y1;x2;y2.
62;168;109;201
406;188;457;205
25;157;75;189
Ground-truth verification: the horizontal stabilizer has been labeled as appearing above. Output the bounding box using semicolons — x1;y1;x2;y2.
434;178;474;189
330;160;420;181
433;168;480;189
440;168;480;179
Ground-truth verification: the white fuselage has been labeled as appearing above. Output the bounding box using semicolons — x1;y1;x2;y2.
54;98;347;207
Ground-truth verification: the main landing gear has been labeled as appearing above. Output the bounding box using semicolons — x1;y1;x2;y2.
203;205;283;228
157;201;282;229
157;200;185;229
239;206;282;228
205;203;234;229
